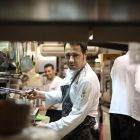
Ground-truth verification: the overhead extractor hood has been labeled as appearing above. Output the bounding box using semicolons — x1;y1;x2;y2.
39;43;99;56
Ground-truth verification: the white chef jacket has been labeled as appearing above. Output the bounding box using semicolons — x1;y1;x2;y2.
44;63;100;139
44;76;63;92
44;76;63;110
109;52;140;121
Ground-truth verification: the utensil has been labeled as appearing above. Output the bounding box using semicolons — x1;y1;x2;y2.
20;56;34;72
11;61;19;67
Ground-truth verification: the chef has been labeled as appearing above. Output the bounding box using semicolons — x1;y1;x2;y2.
109;52;140;140
40;63;63;122
27;42;100;140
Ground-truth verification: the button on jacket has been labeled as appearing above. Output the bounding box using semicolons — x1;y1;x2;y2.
109;52;140;121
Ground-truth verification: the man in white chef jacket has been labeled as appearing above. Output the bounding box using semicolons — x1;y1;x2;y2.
109;52;140;140
41;63;63;122
27;42;100;140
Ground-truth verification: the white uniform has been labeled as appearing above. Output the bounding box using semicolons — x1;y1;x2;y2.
109;52;140;121
44;76;63;110
44;76;63;92
44;63;100;139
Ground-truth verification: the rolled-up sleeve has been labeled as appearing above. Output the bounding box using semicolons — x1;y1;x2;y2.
46;80;98;139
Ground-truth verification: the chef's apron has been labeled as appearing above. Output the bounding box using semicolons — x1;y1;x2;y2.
60;65;99;140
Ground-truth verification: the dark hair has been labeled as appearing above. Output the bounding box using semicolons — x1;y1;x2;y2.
44;63;54;69
64;42;88;54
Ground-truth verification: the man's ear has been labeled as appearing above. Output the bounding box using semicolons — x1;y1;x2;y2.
85;50;88;57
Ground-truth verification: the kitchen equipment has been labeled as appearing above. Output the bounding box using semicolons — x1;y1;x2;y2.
0;87;24;100
100;60;114;103
0;87;39;122
0;80;10;89
0;52;5;66
0;61;9;71
11;61;19;67
34;98;42;107
0;89;10;100
20;56;34;72
12;74;21;78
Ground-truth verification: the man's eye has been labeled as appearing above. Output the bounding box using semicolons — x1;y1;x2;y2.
66;54;70;58
73;54;78;57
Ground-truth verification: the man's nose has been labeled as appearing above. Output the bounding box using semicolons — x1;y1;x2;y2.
45;72;48;75
69;56;74;62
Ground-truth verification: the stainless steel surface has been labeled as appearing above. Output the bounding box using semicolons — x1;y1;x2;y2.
0;78;10;88
30;107;39;120
11;61;19;67
0;76;21;90
101;60;114;103
0;77;20;80
20;57;34;72
0;72;10;75
34;99;42;107
0;87;25;94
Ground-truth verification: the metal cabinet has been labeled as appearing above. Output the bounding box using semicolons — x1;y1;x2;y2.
100;60;114;103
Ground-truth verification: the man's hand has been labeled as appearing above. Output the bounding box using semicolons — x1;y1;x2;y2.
39;104;51;111
39;104;46;111
36;122;47;128
25;89;39;99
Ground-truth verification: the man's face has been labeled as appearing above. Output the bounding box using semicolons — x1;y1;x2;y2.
44;66;55;80
65;43;88;70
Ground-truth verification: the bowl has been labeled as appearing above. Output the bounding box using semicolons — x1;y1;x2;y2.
0;100;30;136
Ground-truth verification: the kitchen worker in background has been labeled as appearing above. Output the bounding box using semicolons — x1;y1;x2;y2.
43;63;62;92
109;52;140;140
26;42;100;140
40;63;63;122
